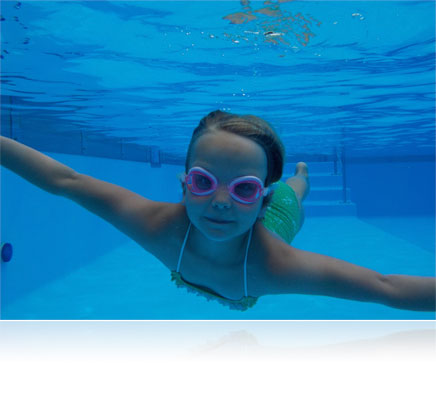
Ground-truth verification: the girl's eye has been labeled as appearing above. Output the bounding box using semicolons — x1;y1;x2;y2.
194;174;212;190
234;182;257;198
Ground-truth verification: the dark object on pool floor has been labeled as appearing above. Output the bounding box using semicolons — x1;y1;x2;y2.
1;243;13;262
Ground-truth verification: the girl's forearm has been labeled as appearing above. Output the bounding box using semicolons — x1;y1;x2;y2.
386;274;435;311
0;136;76;195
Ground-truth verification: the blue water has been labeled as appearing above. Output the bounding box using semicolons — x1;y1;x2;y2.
2;1;434;158
1;1;435;319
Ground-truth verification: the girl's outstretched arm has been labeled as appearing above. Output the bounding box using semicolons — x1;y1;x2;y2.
0;136;167;248
1;136;77;194
269;246;435;311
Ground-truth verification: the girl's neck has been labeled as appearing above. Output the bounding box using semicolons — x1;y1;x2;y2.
188;224;251;266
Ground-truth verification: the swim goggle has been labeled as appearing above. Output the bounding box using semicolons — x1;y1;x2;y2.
182;166;270;204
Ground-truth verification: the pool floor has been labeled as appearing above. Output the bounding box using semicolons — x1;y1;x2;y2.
2;215;435;320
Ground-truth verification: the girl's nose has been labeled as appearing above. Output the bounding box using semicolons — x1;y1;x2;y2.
211;186;231;209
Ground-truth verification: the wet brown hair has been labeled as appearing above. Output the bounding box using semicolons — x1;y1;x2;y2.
185;110;285;187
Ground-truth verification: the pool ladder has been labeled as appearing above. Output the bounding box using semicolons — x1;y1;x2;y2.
283;160;357;217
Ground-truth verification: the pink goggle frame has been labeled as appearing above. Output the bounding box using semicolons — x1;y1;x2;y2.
182;166;270;204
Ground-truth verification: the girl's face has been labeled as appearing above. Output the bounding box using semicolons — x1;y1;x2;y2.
184;130;268;242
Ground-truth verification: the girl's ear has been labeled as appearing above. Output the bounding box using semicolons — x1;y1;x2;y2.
179;183;186;205
258;187;274;220
177;171;185;183
177;172;186;203
258;206;267;219
177;172;186;192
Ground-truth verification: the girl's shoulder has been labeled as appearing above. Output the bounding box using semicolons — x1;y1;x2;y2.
144;202;190;265
150;201;187;230
247;223;295;297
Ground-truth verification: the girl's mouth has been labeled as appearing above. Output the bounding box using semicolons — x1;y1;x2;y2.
204;217;234;224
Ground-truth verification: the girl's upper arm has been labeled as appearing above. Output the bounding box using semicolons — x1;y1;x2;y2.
59;172;167;247
269;246;393;306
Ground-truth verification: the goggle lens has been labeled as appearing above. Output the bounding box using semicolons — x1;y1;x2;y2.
192;173;213;191
233;181;259;200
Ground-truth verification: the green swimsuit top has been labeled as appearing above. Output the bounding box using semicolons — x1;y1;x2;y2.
171;222;258;311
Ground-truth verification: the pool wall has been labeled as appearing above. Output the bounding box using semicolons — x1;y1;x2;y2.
1;153;182;308
347;161;435;216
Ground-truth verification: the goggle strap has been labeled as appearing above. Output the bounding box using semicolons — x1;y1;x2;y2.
178;172;186;183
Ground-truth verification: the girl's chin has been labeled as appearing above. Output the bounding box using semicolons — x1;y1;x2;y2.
202;227;234;241
197;220;252;242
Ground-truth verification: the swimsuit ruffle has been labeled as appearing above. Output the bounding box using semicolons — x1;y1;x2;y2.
171;271;257;311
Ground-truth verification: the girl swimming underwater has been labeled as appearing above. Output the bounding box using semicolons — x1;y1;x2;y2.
1;110;435;311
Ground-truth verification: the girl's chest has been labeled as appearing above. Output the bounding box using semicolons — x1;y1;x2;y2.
149;218;280;299
158;240;271;300
177;249;249;300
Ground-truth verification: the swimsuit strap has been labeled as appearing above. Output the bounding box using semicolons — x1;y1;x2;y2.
243;226;253;297
176;222;191;273
176;222;253;297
